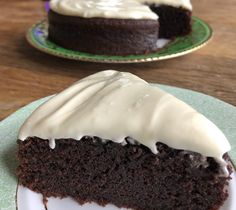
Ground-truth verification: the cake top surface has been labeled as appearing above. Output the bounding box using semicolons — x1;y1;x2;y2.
18;70;230;162
137;0;192;10
50;0;158;20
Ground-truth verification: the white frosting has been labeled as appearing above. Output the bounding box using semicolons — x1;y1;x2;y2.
50;0;192;20
19;70;230;162
50;0;158;20
138;0;192;11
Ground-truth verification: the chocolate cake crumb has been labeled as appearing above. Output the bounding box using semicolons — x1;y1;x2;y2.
17;137;231;210
149;5;192;38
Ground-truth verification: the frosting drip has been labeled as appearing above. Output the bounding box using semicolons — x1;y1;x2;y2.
50;0;158;20
19;70;230;161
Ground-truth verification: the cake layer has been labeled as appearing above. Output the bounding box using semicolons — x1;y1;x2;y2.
17;137;231;210
48;10;159;55
149;5;192;38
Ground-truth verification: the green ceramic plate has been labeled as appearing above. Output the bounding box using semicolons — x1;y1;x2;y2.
26;17;212;63
0;85;235;210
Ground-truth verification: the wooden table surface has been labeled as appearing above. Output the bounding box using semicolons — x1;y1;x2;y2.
0;0;236;121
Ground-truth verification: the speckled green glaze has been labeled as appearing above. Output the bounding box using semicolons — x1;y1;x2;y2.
26;17;212;63
0;85;235;210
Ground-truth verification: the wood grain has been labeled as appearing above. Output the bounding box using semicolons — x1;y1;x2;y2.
0;0;236;120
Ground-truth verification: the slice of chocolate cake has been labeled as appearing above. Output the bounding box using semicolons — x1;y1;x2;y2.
17;70;232;210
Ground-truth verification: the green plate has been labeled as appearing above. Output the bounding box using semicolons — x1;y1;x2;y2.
26;17;212;63
0;85;235;210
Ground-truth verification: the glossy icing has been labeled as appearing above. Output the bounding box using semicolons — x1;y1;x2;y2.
50;0;158;20
19;70;231;162
50;0;192;19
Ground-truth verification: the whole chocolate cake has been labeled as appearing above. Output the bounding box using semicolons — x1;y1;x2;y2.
17;70;232;210
48;0;192;55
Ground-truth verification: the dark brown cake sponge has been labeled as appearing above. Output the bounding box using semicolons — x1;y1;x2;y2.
48;10;159;55
17;137;231;210
149;5;192;38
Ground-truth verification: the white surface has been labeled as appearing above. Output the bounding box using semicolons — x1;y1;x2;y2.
47;197;129;210
17;171;236;210
17;186;45;210
19;71;230;161
156;38;170;48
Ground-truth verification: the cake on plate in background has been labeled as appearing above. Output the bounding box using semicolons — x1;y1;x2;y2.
48;0;192;55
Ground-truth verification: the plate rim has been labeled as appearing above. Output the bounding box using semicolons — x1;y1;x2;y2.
26;16;213;64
